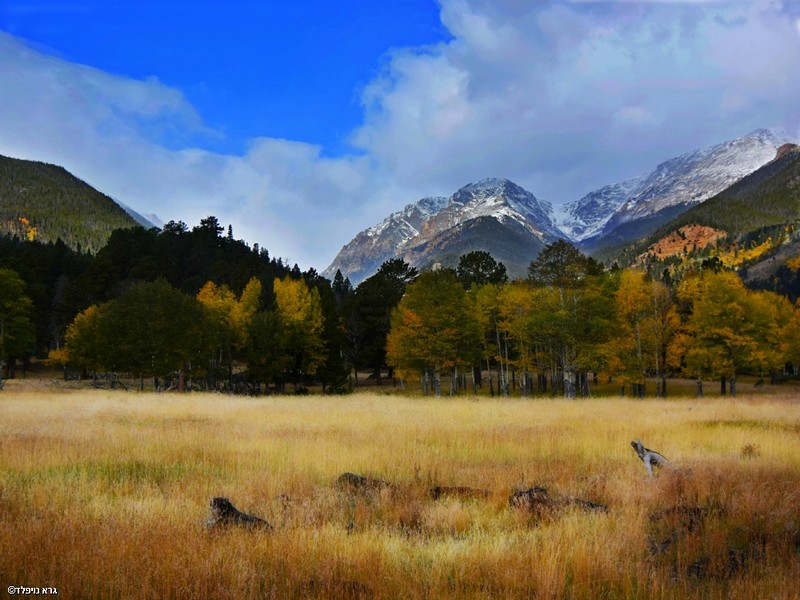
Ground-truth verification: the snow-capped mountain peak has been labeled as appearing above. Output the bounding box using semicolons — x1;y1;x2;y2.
324;178;562;284
565;128;794;243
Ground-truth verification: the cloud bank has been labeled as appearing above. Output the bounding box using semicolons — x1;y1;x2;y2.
1;0;799;271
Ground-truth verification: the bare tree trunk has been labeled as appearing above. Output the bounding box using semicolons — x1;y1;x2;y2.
502;333;510;397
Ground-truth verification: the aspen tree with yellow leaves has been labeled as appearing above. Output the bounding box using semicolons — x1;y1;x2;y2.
197;277;262;388
273;276;325;391
678;271;787;396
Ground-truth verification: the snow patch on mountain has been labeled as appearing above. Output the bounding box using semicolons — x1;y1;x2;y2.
558;176;645;241
597;129;793;237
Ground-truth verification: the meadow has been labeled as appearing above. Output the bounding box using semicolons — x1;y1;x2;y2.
1;383;799;599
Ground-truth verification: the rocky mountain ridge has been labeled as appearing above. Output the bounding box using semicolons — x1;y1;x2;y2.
569;129;791;247
324;178;561;284
326;129;796;284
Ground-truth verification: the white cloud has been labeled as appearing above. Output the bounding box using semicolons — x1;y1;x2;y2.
0;32;392;270
352;0;800;202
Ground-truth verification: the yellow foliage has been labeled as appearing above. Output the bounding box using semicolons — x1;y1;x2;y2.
43;347;70;367
273;277;323;334
197;279;261;351
273;276;325;376
17;216;37;241
718;238;777;267
786;256;800;271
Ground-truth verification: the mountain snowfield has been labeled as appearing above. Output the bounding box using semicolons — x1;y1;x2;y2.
325;129;794;283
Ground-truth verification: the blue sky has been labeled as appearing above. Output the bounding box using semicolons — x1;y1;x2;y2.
1;1;448;155
1;0;799;271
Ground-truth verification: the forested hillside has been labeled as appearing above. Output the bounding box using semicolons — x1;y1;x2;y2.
0;216;358;391
0;155;140;253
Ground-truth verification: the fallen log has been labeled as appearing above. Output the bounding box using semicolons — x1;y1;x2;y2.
335;472;391;493
509;486;608;513
430;485;491;501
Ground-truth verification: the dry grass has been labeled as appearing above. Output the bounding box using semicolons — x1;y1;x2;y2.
1;386;799;599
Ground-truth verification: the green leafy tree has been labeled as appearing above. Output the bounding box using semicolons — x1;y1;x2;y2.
469;283;506;396
525;244;614;397
103;280;210;386
64;280;210;387
528;240;602;287
387;270;481;396
348;259;417;384
247;310;287;390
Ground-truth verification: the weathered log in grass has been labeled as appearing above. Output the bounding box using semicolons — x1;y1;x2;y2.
509;486;608;514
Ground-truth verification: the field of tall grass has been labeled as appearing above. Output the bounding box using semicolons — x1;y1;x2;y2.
1;384;799;598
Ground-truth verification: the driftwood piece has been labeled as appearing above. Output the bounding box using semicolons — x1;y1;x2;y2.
630;438;673;475
207;497;273;530
335;472;391;493
430;486;491;501
508;486;608;513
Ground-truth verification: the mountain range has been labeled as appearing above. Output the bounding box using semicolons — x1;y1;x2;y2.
1;129;796;283
326;129;794;283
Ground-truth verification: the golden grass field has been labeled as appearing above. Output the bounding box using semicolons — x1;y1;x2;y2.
1;382;799;599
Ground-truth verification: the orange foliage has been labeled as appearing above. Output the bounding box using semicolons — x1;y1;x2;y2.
638;225;726;263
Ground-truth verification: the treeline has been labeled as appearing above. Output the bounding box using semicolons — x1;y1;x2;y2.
384;241;800;397
0;216;416;393
2;223;800;396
